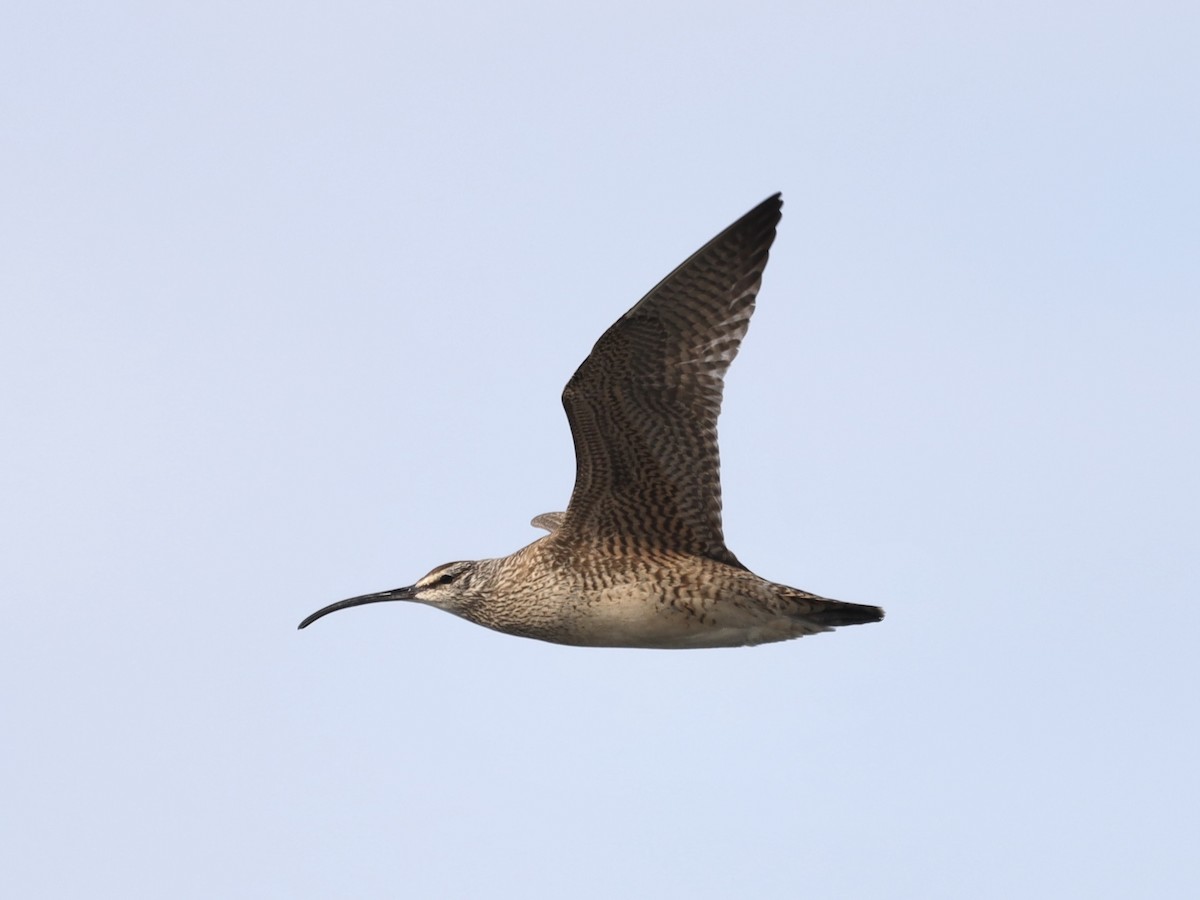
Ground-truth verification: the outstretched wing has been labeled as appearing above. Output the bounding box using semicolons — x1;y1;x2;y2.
556;194;782;565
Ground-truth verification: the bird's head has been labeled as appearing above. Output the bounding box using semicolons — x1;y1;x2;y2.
298;559;483;629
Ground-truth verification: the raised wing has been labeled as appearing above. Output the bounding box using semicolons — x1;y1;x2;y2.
556;194;782;564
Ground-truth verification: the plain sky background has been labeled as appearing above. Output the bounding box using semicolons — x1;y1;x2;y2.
3;2;1197;897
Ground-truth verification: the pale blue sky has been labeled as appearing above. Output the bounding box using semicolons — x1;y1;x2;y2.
2;2;1197;897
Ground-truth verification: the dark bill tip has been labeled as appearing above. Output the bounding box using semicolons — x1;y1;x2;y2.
297;586;416;630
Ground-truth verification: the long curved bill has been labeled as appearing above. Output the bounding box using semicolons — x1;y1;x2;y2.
298;585;417;630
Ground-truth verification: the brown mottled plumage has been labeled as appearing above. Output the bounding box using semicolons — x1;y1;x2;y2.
299;194;884;648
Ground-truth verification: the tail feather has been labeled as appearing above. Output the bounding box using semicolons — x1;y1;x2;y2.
780;589;885;629
809;600;885;628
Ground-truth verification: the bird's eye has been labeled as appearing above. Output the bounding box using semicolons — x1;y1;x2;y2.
437;572;456;585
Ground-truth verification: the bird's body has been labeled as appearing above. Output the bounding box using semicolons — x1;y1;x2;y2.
417;538;877;649
300;194;884;648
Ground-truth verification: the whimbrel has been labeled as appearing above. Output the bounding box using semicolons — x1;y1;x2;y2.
299;194;884;648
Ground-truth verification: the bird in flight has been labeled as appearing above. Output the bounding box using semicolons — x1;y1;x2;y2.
300;194;883;647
